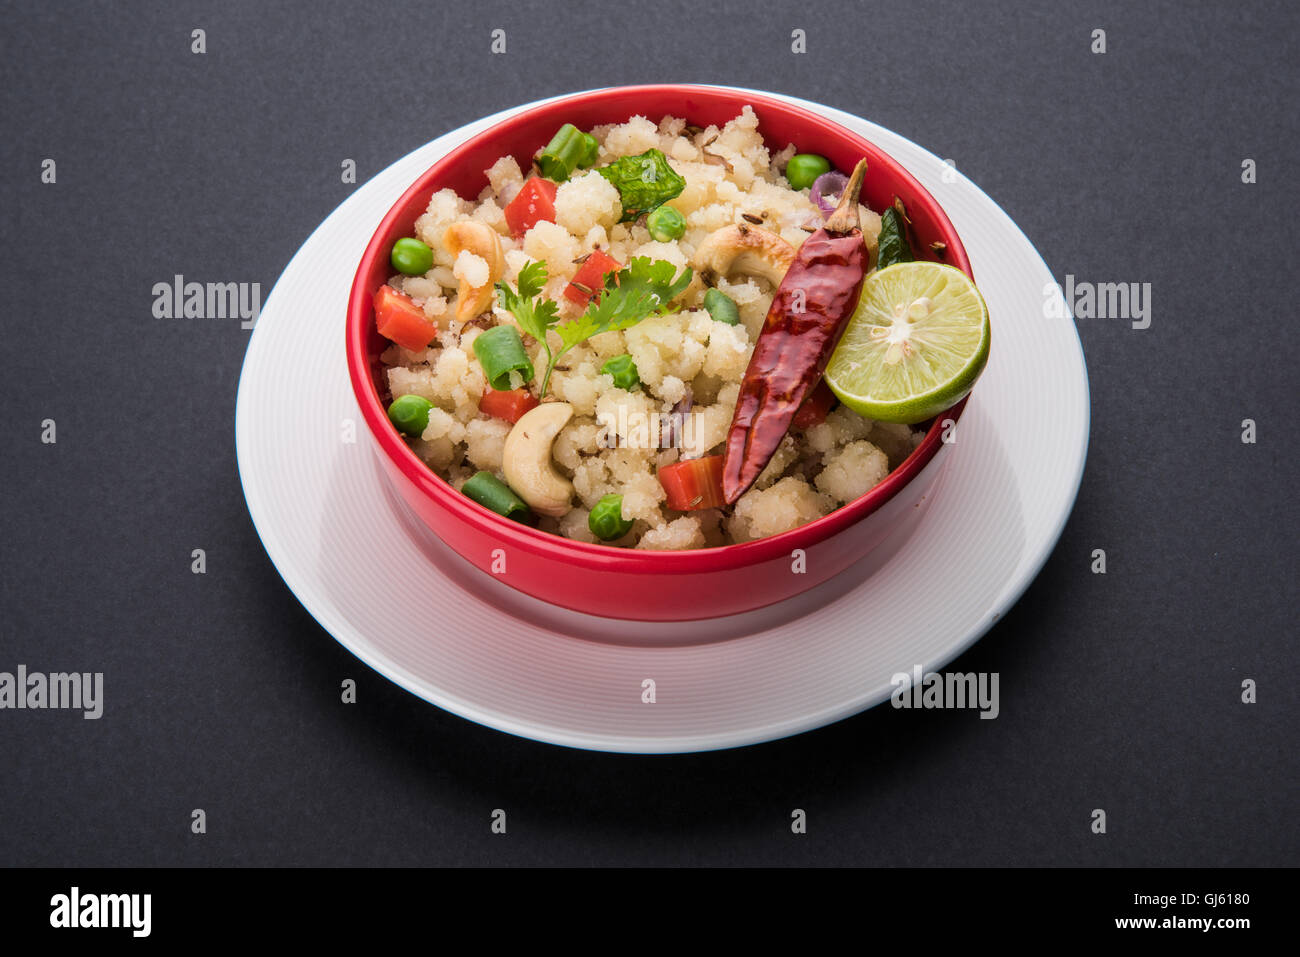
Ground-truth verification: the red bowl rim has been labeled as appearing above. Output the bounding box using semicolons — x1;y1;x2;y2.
346;84;973;574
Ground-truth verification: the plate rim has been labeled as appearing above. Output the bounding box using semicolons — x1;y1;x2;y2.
235;85;1090;753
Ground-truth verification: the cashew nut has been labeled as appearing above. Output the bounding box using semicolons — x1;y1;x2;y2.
442;221;505;322
502;402;575;518
692;223;796;288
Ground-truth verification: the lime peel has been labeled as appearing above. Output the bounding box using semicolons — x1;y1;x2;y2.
825;262;989;424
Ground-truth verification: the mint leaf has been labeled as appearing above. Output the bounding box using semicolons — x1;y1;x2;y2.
596;149;686;222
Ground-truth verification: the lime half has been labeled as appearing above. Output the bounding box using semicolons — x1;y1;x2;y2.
825;262;990;424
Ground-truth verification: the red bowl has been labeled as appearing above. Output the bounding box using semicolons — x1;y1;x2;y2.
347;85;973;622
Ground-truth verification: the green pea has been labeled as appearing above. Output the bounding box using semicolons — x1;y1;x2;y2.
387;394;433;436
391;237;434;276
589;494;634;541
646;205;686;242
785;154;832;191
704;288;741;326
601;354;640;391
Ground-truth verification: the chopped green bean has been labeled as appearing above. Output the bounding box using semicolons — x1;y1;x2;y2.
537;124;592;182
462;471;533;523
472;325;535;392
578;132;599;169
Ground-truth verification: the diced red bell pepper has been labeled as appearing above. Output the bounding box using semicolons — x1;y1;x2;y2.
374;284;438;351
478;388;539;424
564;249;622;305
792;380;838;429
504;177;558;239
659;455;727;511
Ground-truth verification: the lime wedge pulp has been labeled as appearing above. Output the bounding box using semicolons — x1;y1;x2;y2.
824;262;990;424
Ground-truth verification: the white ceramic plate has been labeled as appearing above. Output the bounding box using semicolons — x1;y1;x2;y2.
236;88;1088;753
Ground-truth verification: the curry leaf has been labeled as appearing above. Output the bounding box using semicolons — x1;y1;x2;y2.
596;149;687;222
876;207;915;270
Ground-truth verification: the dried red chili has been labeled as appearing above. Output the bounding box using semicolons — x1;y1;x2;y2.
721;159;870;504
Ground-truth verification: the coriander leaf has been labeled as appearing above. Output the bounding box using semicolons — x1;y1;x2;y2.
531;298;559;341
596;149;686;222
494;261;558;345
626;256;694;305
553;311;604;354
515;260;549;301
545;258;692;394
580;257;692;334
555;259;687;345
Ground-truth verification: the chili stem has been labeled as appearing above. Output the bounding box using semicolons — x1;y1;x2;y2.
824;159;868;234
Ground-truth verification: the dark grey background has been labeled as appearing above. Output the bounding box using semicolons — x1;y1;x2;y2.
1;0;1295;866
